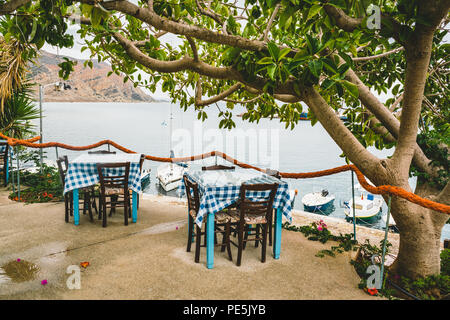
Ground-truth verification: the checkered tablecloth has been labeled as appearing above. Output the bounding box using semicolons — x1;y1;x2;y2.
0;142;13;157
63;153;142;195
178;169;293;227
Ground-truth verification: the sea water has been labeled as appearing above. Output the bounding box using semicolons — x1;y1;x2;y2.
33;102;450;240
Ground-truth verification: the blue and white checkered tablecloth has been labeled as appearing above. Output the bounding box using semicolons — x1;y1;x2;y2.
0;142;13;157
178;169;293;227
63;153;142;195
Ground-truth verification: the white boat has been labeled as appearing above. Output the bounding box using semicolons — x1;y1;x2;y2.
156;162;187;192
140;169;151;190
344;185;383;220
301;189;335;213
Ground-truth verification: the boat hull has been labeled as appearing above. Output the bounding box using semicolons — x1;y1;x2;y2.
303;199;335;213
344;208;381;221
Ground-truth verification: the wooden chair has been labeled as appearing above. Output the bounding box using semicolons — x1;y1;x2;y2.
56;156;97;223
88;150;116;154
265;169;281;247
227;183;278;266
183;176;233;263
97;162;131;227
201;164;235;171
110;154;145;215
0;142;10;187
136;154;145;209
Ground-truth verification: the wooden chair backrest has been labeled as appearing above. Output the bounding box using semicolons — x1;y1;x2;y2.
183;175;200;214
56;155;69;186
97;162;130;191
238;183;278;223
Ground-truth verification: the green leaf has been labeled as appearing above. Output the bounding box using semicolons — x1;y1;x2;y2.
267;64;277;80
308;60;323;78
340;80;359;98
337;63;350;76
307;4;322;20
267;41;280;61
278;47;291;61
257;57;274;65
29;20;37;42
91;7;103;27
321;79;335;90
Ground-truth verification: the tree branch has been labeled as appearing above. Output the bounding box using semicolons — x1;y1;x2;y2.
0;0;30;15
195;0;223;25
195;81;241;106
344;64;438;178
224;94;263;104
186;36;199;61
322;3;363;32
78;0;267;52
353;47;404;62
261;3;281;42
302;85;386;182
112;31;298;97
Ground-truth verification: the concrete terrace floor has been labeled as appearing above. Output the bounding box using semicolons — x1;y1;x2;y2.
0;190;381;300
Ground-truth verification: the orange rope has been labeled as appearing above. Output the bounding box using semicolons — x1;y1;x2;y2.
2;133;449;214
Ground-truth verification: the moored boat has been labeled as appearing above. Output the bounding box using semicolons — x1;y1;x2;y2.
140;169;151;190
344;187;383;220
301;189;335;213
156;161;187;192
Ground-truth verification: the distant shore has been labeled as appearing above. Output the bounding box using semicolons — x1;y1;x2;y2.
41;98;169;103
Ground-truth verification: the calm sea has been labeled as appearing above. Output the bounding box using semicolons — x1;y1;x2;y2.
33;102;449;240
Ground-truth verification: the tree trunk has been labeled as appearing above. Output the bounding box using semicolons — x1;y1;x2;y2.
387;186;448;279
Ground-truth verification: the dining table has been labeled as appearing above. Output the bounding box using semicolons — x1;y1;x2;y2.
63;153;143;226
178;167;294;269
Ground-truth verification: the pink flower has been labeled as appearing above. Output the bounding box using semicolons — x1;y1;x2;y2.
176;226;178;230
317;226;323;231
17;258;21;262
41;279;48;286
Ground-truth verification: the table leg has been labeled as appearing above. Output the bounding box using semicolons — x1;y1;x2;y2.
273;208;282;259
206;212;215;269
132;191;138;223
73;189;80;226
5;156;9;184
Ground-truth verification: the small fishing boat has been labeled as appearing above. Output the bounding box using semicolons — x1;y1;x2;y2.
344;186;383;220
299;112;309;120
298;111;346;121
301;189;335;213
140;169;151;190
156;162;187;192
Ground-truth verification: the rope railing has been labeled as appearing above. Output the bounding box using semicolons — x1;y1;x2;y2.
1;132;449;215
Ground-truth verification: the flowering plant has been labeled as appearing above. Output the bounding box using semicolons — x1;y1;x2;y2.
8;163;62;203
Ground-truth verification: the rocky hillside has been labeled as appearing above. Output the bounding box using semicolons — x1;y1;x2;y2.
29;51;158;103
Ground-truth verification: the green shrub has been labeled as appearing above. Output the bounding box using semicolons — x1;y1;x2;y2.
9;163;63;203
441;249;450;277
